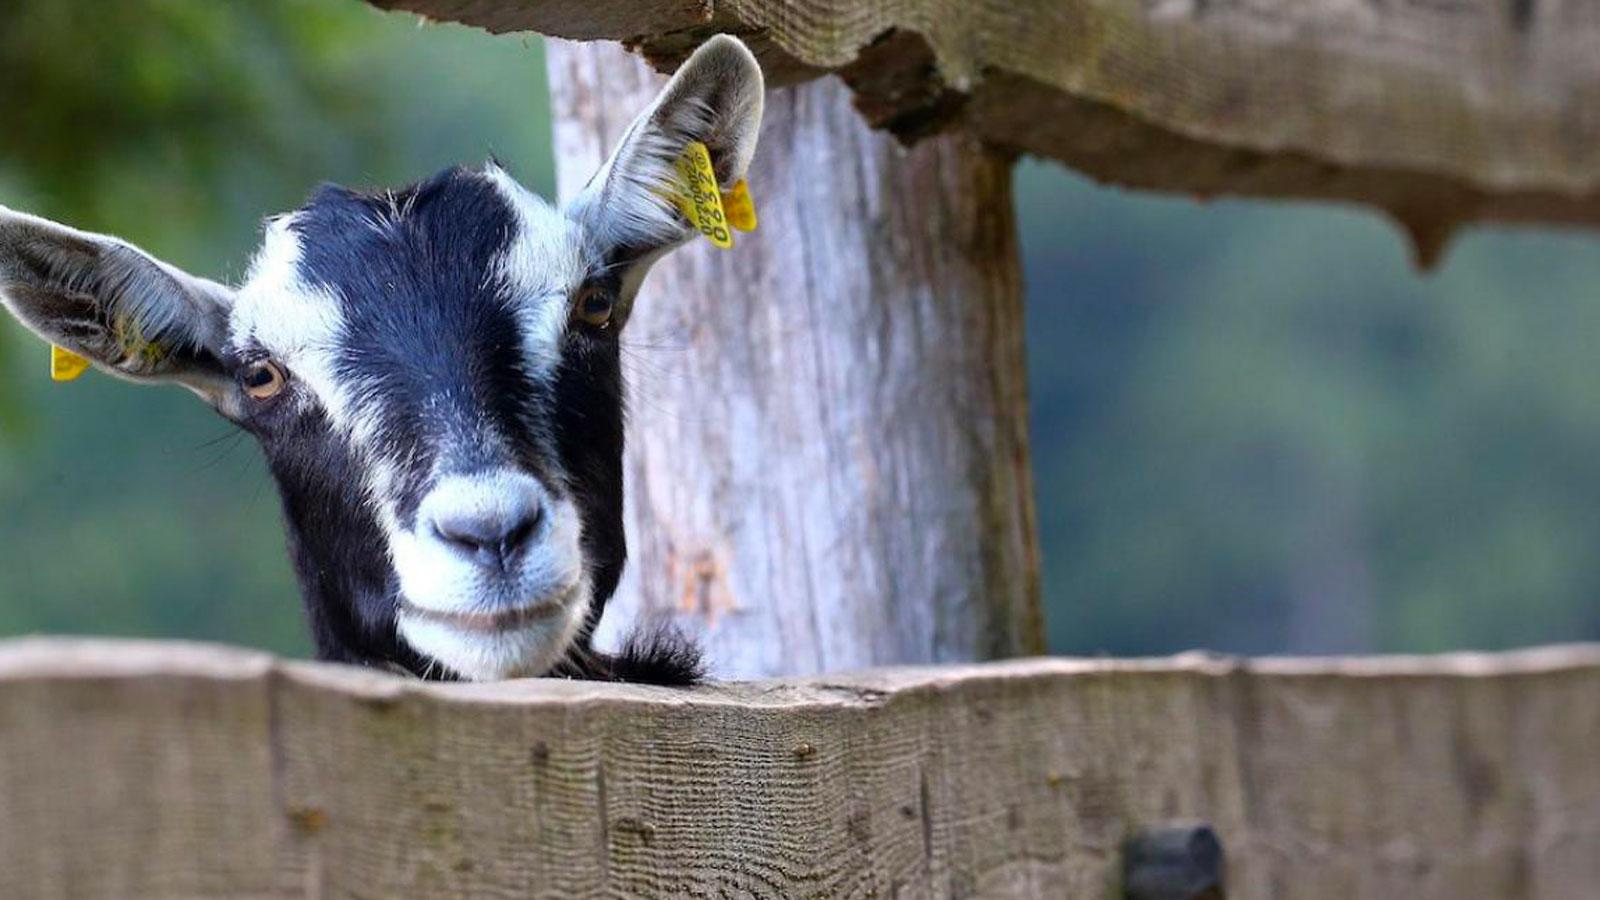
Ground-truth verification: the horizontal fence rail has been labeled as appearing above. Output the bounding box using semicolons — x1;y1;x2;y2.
380;0;1600;250
0;638;1597;898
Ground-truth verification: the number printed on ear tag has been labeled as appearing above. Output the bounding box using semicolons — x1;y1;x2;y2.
50;345;90;382
672;141;734;249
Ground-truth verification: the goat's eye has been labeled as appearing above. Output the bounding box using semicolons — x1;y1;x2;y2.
241;360;288;400
574;286;615;329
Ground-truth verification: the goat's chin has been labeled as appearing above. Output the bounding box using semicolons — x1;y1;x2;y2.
398;596;587;681
392;576;590;680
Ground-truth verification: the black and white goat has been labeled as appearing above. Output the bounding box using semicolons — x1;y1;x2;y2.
0;37;763;684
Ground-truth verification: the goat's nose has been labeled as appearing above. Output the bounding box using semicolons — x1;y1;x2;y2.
427;486;544;570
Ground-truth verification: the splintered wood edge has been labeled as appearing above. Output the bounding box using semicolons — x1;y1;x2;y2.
368;0;1600;257
2;636;1597;708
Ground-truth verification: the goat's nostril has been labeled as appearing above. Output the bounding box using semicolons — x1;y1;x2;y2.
501;515;538;559
430;502;543;569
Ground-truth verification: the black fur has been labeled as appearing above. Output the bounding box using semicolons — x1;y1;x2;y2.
553;622;706;686
609;624;707;686
292;171;555;523
249;403;428;673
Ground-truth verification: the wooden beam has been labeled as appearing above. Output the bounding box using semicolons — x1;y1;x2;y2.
378;0;1600;258
4;638;1599;898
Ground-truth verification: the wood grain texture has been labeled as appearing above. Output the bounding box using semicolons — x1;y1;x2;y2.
548;41;1042;677
2;638;1599;898
376;0;1600;248
369;0;712;41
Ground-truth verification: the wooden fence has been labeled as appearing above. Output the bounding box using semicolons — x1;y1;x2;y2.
1;638;1597;897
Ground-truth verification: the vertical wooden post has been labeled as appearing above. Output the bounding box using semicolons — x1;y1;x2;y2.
548;41;1043;677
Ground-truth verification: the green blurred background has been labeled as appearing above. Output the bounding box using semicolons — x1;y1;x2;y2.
2;0;1598;659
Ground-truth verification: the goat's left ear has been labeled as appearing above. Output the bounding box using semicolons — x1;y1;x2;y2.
566;34;764;306
0;207;233;397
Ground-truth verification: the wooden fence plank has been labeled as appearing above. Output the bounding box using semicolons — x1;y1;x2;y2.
1;638;1597;898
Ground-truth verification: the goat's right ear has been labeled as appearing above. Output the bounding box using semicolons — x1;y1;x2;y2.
0;207;233;397
566;34;764;306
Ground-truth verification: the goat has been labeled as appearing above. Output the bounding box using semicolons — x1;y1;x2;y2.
0;36;764;684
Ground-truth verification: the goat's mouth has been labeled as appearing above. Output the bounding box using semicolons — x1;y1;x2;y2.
398;578;584;634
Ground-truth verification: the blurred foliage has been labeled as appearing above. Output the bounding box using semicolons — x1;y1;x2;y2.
1;1;1598;659
1020;167;1600;655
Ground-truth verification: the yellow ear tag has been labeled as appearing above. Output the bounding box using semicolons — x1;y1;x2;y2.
722;178;757;233
50;345;91;382
671;141;734;249
114;315;167;367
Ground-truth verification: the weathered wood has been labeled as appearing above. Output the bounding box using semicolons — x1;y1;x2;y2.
382;0;1600;251
2;638;1599;899
548;41;1041;677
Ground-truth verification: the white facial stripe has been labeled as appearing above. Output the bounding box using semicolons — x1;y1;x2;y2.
483;164;584;375
233;217;357;428
234;216;399;536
